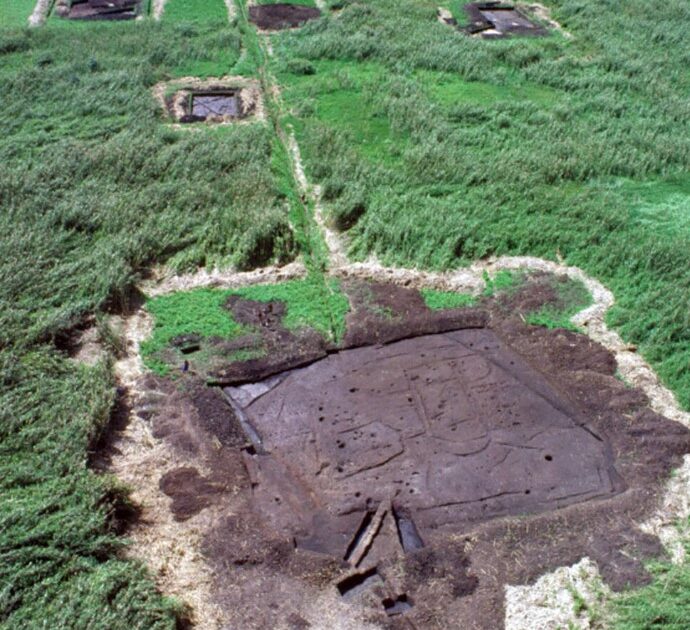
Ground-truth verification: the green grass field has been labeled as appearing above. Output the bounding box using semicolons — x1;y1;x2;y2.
0;0;35;27
2;0;690;627
0;8;290;628
164;0;229;23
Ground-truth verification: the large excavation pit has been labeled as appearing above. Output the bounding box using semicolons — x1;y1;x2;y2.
55;0;141;20
225;328;621;562
190;91;242;119
129;276;690;628
464;3;548;37
155;79;264;125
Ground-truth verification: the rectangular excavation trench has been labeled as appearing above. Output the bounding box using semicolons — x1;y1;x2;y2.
221;328;622;564
464;3;547;36
190;92;242;119
57;0;142;20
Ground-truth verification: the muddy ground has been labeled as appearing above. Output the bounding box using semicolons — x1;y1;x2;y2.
463;3;548;38
105;275;690;629
248;4;321;31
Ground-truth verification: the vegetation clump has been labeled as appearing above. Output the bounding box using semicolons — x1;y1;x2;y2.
142;277;349;374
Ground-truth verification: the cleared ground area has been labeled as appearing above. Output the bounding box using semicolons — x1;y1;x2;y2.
1;0;689;629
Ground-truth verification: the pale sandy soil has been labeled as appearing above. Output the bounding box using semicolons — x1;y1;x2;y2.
28;0;52;26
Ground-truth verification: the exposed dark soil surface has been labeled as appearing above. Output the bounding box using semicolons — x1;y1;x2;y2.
228;327;623;549
192;94;240;118
123;276;690;628
248;4;321;30
168;87;254;124
55;0;140;20
463;3;548;38
342;279;488;348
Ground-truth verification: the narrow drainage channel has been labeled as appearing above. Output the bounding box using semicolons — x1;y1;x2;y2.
393;505;425;552
220;388;265;454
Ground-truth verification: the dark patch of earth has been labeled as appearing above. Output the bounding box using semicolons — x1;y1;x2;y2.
248;4;321;30
110;275;690;629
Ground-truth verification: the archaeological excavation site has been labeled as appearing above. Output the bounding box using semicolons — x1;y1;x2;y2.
100;271;690;629
3;0;690;629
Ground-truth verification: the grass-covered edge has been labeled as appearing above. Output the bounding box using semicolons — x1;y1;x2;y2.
141;277;349;374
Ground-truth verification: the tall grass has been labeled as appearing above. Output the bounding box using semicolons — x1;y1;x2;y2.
0;13;293;627
0;349;181;627
274;0;690;409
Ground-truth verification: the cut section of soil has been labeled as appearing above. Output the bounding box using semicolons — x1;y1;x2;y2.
55;0;141;20
464;3;548;37
248;4;321;30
